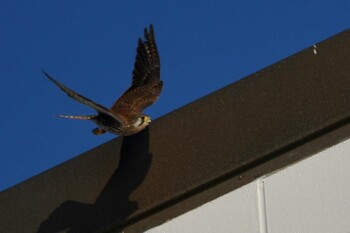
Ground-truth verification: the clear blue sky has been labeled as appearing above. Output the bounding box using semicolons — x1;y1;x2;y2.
0;1;349;192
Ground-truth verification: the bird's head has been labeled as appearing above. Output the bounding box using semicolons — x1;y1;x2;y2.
132;114;152;130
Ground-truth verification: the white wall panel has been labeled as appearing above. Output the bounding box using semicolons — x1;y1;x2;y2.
146;182;260;233
263;139;350;233
146;139;350;233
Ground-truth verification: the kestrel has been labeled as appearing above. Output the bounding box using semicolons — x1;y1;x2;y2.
44;25;162;136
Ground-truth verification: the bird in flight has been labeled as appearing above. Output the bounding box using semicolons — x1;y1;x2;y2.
44;25;162;136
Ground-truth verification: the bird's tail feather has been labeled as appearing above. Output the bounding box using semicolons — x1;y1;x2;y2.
56;115;96;120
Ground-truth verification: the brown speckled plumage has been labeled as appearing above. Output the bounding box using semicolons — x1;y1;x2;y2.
44;25;162;136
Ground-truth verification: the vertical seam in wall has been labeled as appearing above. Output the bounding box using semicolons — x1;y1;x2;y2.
257;178;268;233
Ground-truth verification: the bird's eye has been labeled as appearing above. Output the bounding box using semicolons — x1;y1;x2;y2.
137;116;145;126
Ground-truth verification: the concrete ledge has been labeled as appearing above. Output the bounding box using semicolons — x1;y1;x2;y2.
1;29;350;233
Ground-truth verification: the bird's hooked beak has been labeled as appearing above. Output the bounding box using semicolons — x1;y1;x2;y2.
145;116;151;123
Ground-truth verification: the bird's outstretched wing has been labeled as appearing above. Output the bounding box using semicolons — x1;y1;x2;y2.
111;25;163;123
43;71;123;124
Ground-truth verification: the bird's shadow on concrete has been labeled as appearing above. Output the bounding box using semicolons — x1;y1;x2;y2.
37;128;152;233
